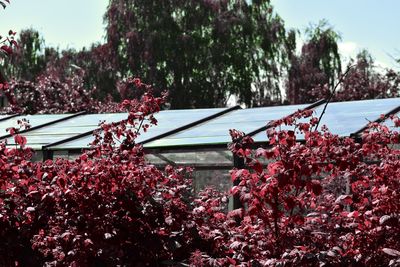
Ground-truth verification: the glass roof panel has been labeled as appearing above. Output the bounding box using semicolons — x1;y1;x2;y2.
5;113;128;149
0;114;72;136
28;113;128;134
45;108;227;150
315;98;399;136
136;108;226;143
144;104;309;148
45;135;95;150
5;134;77;150
253;98;400;142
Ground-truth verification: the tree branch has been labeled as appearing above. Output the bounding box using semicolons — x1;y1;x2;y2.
314;65;356;131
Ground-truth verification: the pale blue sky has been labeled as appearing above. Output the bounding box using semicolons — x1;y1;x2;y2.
0;0;108;49
0;0;399;69
271;0;400;69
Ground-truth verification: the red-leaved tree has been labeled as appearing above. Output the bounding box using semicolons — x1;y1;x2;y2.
1;70;119;114
336;50;400;101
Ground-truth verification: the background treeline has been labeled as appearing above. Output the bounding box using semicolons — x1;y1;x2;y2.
3;0;400;111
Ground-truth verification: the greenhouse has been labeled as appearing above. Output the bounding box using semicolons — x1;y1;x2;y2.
1;97;399;191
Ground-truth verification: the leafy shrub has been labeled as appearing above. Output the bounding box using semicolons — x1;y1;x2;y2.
0;80;201;266
192;110;400;266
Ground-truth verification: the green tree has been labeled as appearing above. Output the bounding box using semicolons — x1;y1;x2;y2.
104;0;294;108
5;29;47;81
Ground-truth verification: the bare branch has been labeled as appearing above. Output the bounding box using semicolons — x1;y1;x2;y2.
314;65;356;131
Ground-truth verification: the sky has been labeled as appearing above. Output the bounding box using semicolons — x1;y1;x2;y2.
0;0;108;50
271;0;400;70
0;0;399;69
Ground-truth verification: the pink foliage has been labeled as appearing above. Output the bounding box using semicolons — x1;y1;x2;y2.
0;81;198;266
191;110;400;266
1;90;399;265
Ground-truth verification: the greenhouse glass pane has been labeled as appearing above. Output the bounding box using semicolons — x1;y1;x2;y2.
48;135;94;150
253;98;400;142
29;113;128;134
5;134;79;150
136;108;226;143
144;104;309;148
47;108;227;150
193;170;232;193
5;113;128;149
145;154;169;165
154;150;233;165
314;98;399;136
0;114;72;136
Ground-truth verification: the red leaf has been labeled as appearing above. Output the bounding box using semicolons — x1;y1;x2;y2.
335;195;353;205
231;169;249;182
7;127;16;135
228;208;243;218
347;211;359;218
379;215;397;226
14;134;27;146
11;39;18;48
268;161;283;175
251;161;263;174
1;45;13;55
311;180;323;195
228;258;236;265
